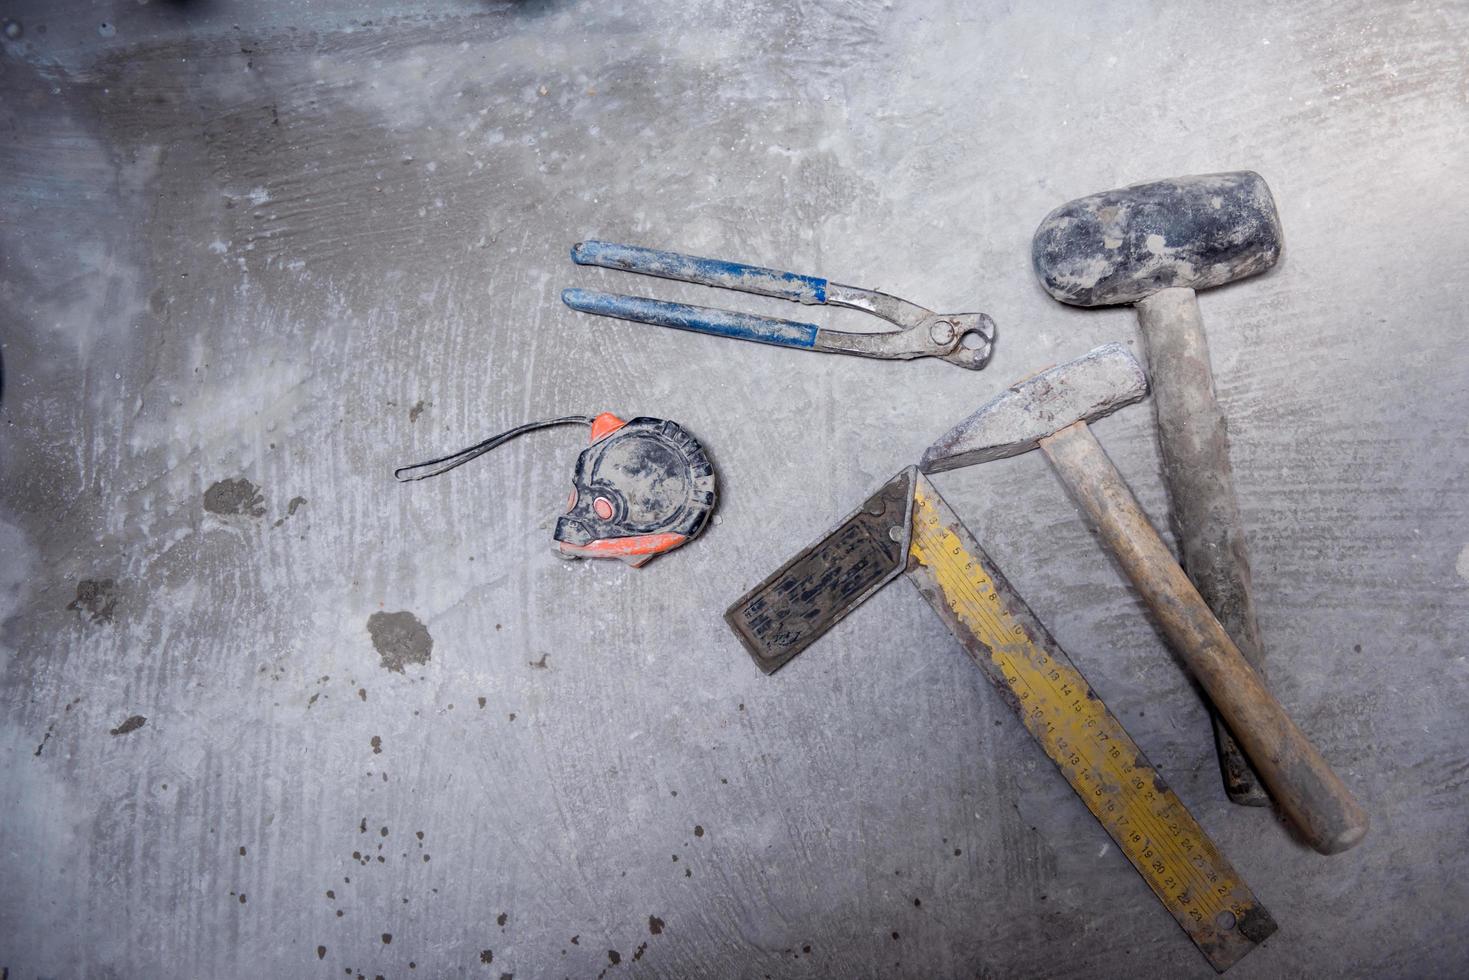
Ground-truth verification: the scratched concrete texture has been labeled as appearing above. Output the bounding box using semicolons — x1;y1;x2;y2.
1;0;1466;977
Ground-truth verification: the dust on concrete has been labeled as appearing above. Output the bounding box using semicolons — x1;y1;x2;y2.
67;578;118;624
367;611;432;673
203;478;266;517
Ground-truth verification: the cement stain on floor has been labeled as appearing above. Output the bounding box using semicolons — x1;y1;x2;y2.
272;496;308;528
367;611;433;673
203;478;266;518
109;715;147;736
67;579;118;624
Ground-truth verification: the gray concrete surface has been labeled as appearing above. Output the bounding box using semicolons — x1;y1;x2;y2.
2;1;1467;977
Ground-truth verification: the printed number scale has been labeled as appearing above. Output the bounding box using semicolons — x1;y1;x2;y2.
726;468;1276;972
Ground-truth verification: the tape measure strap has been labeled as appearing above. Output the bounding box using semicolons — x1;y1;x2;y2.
904;477;1275;973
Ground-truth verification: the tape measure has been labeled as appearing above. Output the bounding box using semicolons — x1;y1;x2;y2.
395;412;716;567
905;480;1275;972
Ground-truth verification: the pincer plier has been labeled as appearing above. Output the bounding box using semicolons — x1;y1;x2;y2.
562;241;995;370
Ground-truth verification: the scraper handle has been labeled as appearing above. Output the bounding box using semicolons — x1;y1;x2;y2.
572;241;828;305
562;289;819;350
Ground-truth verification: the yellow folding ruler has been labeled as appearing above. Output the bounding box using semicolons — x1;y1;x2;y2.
726;467;1276;972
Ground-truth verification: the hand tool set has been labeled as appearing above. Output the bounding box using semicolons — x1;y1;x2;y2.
397;171;1366;971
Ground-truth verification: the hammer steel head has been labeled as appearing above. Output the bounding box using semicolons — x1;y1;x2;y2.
920;343;1148;472
1032;171;1283;307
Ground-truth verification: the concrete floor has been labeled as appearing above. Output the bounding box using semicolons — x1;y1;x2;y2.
2;1;1467;977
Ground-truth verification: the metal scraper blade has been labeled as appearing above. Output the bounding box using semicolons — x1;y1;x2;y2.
724;468;915;674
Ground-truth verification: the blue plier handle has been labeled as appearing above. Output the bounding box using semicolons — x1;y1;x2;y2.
562;241;995;370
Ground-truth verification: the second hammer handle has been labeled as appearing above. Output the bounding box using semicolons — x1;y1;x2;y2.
1039;420;1368;854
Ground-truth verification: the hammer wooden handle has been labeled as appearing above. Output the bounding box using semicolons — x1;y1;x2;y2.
1039;420;1369;854
1137;286;1270;805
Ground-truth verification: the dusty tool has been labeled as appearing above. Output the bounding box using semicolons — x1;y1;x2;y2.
395;412;715;566
562;240;996;369
727;467;1276;972
922;344;1368;854
1033;172;1281;805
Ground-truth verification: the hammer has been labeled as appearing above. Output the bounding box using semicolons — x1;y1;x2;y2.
921;343;1367;854
1032;172;1280;806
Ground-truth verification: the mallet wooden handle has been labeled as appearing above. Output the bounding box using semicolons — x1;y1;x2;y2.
1039;420;1369;854
1137;286;1270;805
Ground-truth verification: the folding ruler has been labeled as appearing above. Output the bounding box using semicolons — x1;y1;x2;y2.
726;468;1277;972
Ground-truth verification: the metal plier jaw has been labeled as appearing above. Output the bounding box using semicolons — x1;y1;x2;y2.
816;281;995;369
562;241;996;371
